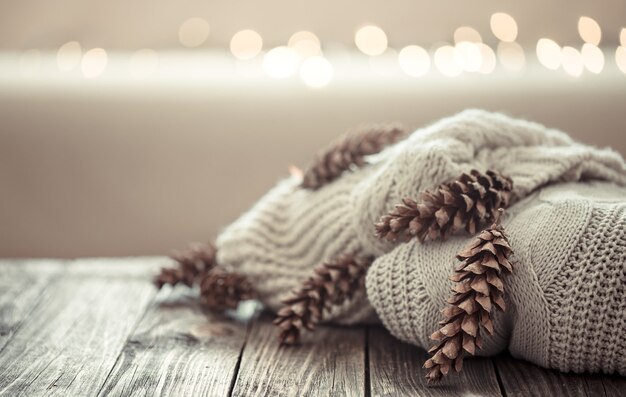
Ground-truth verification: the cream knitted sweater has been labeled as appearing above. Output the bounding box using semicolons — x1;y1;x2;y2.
216;110;626;375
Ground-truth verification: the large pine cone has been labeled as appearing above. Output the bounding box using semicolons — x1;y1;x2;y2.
376;169;513;242
424;215;513;383
302;124;405;190
273;254;372;345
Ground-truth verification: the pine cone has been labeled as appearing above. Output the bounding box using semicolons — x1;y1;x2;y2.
301;124;405;190
153;267;184;289
423;209;513;383
154;242;218;288
273;254;372;345
199;269;257;310
375;169;513;242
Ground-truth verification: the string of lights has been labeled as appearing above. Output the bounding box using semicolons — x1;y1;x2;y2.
6;13;626;87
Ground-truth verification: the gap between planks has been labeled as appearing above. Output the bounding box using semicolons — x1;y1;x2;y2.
494;353;626;397
0;258;164;396
230;320;505;397
97;289;257;397
367;326;503;397
230;313;366;397
0;259;65;354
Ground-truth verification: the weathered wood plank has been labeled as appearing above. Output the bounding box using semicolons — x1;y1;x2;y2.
597;374;626;397
583;376;608;396
0;258;158;397
97;288;256;397
494;354;588;397
577;372;626;397
368;326;503;397
64;256;166;279
0;260;64;352
232;314;366;397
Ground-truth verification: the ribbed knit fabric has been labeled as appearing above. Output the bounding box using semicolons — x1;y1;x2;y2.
216;109;626;373
216;166;379;324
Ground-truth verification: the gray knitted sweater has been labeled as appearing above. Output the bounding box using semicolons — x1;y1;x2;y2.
216;110;626;375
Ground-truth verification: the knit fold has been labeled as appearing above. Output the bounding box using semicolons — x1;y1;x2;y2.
216;167;376;321
350;109;626;253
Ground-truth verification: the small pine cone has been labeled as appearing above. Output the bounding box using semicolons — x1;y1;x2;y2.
153;267;184;289
199;269;257;311
154;242;218;288
423;209;513;383
273;254;372;345
302;124;405;190
375;169;513;243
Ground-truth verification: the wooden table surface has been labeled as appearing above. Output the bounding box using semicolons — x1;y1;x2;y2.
1;258;624;396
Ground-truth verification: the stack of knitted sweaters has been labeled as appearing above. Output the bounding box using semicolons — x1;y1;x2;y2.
216;110;626;375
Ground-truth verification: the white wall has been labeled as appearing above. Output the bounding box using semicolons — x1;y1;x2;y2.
1;69;625;258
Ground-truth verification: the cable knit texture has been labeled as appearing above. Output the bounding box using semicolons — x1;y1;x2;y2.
367;182;626;375
216;109;626;374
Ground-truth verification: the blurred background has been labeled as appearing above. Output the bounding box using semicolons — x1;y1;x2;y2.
1;1;625;258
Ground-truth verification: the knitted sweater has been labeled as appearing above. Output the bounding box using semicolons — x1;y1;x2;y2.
216;110;626;375
367;182;626;375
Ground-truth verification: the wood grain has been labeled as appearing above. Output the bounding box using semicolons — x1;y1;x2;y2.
368;326;503;397
231;314;366;397
494;354;588;397
596;374;626;397
64;256;167;279
0;258;157;397
97;288;256;397
0;260;64;352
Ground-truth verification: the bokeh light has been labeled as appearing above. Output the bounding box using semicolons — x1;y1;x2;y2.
581;43;604;74
497;42;525;71
478;44;497;74
620;28;625;47
262;46;298;79
490;13;518;42
178;18;210;48
81;48;108;78
561;46;584;77
299;56;333;88
130;49;159;78
536;38;561;70
616;47;626;74
578;16;601;45
454;27;482;44
19;49;41;77
56;41;82;72
355;25;388;56
398;45;430;77
230;30;263;60
454;41;482;72
288;31;321;59
434;45;462;77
